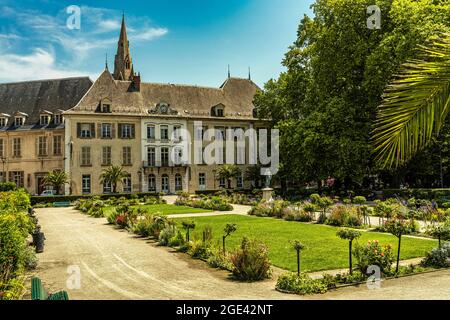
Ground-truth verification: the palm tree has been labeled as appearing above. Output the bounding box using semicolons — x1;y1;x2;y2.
43;171;69;195
244;165;262;188
99;165;128;193
372;33;450;168
216;165;241;189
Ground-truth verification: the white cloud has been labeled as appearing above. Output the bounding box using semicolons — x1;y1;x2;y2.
0;48;95;82
130;27;169;41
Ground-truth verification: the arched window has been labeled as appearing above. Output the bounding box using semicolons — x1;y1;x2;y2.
175;174;183;191
148;174;156;192
161;174;169;193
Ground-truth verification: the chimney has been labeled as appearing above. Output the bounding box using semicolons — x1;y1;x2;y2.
132;72;141;91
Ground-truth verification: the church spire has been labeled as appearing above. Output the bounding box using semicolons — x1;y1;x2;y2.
113;14;134;81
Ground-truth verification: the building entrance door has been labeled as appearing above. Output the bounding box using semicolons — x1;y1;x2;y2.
37;177;46;195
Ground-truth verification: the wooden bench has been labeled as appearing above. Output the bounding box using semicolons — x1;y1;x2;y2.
52;201;71;207
31;277;69;300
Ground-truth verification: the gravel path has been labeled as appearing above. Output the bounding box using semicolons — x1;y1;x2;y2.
29;207;450;300
30;207;295;300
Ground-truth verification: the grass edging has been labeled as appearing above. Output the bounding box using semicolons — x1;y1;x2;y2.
275;266;450;296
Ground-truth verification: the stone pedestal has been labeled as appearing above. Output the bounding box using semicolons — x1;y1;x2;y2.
262;188;274;202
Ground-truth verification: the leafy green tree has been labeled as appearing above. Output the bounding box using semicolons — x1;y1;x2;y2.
336;229;362;275
291;240;306;275
99;166;128;194
43;171;69;195
254;0;450;188
216;165;241;189
427;224;450;249
385;219;411;274
222;223;237;254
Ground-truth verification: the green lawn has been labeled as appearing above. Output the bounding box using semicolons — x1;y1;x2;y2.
104;204;212;216
174;215;438;273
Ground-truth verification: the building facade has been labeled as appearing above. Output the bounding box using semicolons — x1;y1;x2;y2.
62;15;265;195
0;77;92;194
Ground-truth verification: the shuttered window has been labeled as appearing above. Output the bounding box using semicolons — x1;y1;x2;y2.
77;123;95;138
119;124;135;139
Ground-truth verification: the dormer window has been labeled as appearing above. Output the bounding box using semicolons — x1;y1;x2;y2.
211;104;225;117
0;118;7;127
102;104;111;113
15;117;24;126
54;114;63;125
100;98;112;113
40;115;50;126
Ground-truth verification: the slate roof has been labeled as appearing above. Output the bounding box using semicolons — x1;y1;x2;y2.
66;70;259;120
0;77;93;130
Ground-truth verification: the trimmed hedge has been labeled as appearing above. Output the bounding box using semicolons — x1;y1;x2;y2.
31;192;161;205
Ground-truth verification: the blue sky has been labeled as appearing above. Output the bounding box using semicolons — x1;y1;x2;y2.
0;0;313;87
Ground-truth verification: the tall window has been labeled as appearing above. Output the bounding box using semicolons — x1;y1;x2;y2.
0;139;4;157
103;180;112;194
12;171;24;188
82;175;91;194
148;174;156;192
173;147;183;165
14;117;24;126
81;147;91;166
123;175;132;193
199;173;206;190
102;146;112;166
147;125;155;140
147;147;156;166
122;147;132;165
40;115;50;126
175;174;183;191
161;174;169;193
79;123;94;138
54;114;63;125
38;136;47;156
237;173;244;189
120;124;134;139
161;147;169;167
0;118;7;127
13;138;21;157
173;126;181;141
53;135;62;156
101;123;112;139
160;125;169;141
219;177;226;189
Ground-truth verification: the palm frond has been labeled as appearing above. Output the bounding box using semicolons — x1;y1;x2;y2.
372;33;450;169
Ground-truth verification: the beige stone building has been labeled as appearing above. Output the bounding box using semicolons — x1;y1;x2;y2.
0;78;92;195
64;15;266;195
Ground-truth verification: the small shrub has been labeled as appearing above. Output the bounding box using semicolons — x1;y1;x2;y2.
327;205;362;227
276;272;328;295
230;237;271;281
207;247;233;270
354;240;394;275
158;226;178;246
188;241;211;260
421;243;450;268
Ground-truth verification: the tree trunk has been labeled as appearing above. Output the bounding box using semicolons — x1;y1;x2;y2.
297;250;300;276
349;241;353;275
223;236;226;255
396;235;402;274
113;183;117;194
227;179;232;189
